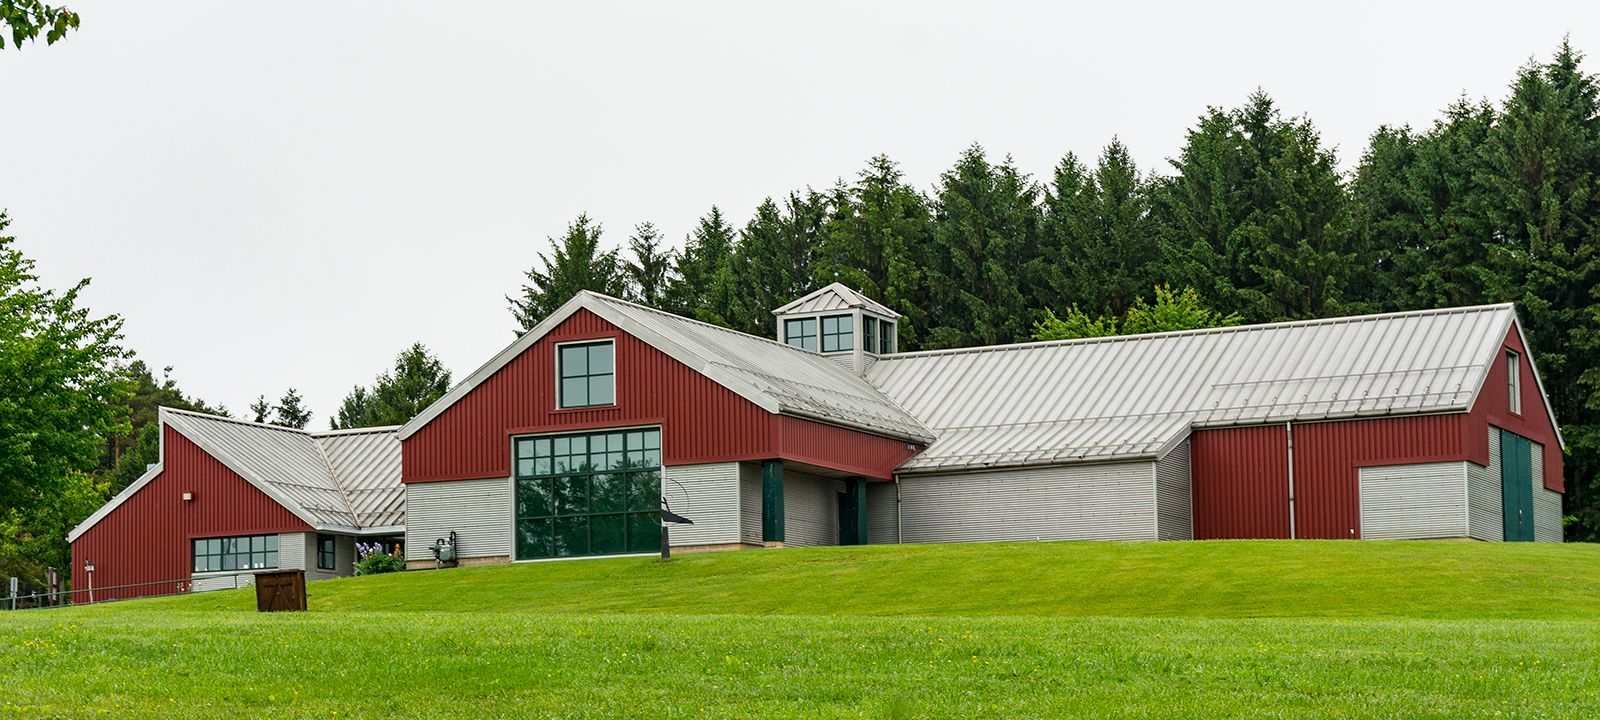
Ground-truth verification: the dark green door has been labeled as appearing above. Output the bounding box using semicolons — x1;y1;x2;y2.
1500;429;1535;542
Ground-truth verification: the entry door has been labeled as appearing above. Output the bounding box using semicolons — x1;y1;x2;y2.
1500;429;1535;542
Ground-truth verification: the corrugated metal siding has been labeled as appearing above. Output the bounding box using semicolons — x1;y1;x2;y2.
739;462;763;545
776;415;920;481
871;305;1514;472
1478;324;1564;492
403;478;511;561
70;426;311;601
1292;414;1469;539
1155;440;1192;540
1531;442;1562;542
1191;426;1290;539
278;532;307;571
782;469;842;548
866;481;899;545
1467;436;1501;542
897;462;1158;544
1357;462;1469;539
664;463;741;546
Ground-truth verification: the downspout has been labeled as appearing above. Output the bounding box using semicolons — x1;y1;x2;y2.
894;473;903;544
1286;421;1296;540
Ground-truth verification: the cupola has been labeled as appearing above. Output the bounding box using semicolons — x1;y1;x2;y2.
773;283;899;372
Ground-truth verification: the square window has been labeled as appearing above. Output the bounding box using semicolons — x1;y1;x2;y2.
517;478;553;518
554;516;589;557
591;474;626;513
553;476;588;516
784;318;818;351
626;472;660;512
517;519;552;559
558;341;615;409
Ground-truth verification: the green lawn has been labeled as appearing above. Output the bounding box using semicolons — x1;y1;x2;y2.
5;541;1600;718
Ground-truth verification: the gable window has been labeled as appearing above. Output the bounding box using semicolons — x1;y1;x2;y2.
317;534;336;570
821;314;853;352
192;534;278;573
784;317;817;351
558;341;615;409
864;317;878;354
1507;350;1522;414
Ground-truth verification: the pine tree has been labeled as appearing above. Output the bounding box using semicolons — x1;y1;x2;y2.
272;388;312;429
623;222;674;309
249;395;271;424
508;214;626;333
332;386;371;430
922;144;1042;348
815;155;934;348
1038;139;1158;316
730;192;828;336
666;207;738;325
332;344;452;429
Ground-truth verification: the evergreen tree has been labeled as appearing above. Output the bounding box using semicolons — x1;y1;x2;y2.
272;388;312;429
730;191;828;337
666;206;738;325
623;222;674;309
106;362;224;492
332;386;372;430
815;155;934;347
249;395;271;424
508;214;626;333
1038;139;1158;316
922;144;1042;348
1152;92;1357;322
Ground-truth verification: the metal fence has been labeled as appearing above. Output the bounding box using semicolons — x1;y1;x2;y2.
5;571;259;611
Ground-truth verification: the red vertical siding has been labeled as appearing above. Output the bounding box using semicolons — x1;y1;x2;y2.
1290;414;1469;539
69;426;310;602
402;309;915;483
1471;322;1564;492
1191;425;1291;539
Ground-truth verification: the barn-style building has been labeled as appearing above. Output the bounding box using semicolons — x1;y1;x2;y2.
68;284;1564;595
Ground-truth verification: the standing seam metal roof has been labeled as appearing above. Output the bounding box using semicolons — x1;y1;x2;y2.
866;304;1534;472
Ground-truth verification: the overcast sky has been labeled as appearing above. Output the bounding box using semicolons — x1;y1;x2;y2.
2;1;1596;428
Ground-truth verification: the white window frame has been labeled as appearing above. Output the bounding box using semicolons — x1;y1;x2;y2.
555;339;617;410
1507;350;1522;414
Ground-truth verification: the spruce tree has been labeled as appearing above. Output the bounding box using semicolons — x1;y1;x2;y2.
623;222;674;309
332;386;371;430
332;344;453;429
666;207;738;325
922;144;1042;348
272;388;312;429
249;395;271;424
730;192;828;337
816;155;933;348
508;214;626;333
1039;139;1158;316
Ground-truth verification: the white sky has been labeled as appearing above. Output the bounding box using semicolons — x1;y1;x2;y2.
3;1;1596;427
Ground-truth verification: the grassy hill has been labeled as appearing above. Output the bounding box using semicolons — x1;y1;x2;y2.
6;541;1600;718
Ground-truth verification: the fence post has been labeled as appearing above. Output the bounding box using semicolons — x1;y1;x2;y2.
7;577;16;611
47;567;59;607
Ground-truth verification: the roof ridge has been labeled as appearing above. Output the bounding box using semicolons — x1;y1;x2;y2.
582;291;856;359
878;303;1516;361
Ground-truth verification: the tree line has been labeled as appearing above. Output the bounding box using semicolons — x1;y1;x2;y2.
510;43;1600;538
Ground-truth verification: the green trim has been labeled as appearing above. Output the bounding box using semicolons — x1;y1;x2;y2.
762;460;785;543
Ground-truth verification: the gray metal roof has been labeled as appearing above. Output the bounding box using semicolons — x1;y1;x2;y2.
868;304;1536;472
772;282;901;318
159;408;402;531
401;291;933;443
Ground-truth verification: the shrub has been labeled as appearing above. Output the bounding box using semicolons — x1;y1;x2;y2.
355;542;404;576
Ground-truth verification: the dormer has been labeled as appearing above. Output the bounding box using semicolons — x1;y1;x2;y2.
774;283;899;373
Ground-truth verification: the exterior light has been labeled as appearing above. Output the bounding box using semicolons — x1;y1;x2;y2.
83;560;94;573
83;560;95;604
181;491;194;501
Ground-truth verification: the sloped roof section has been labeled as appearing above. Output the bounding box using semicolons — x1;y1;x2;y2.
773;282;900;318
869;304;1530;472
400;291;932;443
159;408;402;531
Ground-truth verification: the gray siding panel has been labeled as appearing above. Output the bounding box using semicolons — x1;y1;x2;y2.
190;573;253;592
1467;459;1501;541
866;481;899;545
1358;462;1469;539
404;478;512;561
783;469;842;548
897;462;1158;544
1532;442;1563;542
278;532;307;571
1155;440;1192;541
739;462;763;545
664;463;741;546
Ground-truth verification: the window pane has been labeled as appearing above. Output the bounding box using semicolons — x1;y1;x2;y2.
627;472;660;512
517;478;553;518
534;438;552;458
516;458;536;477
553;476;588;516
517;519;552;559
627;513;661;553
591;474;625;513
592;514;626;554
589;343;613;373
589;376;614;405
642;429;661;450
265;535;278;552
561;345;588;376
561;377;588;407
554;516;589;557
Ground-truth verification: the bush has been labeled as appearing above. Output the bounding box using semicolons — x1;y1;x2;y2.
355;542;404;576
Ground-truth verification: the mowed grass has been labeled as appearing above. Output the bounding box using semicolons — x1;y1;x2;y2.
5;541;1600;718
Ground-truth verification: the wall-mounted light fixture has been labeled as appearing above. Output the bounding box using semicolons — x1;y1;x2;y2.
181;491;193;501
